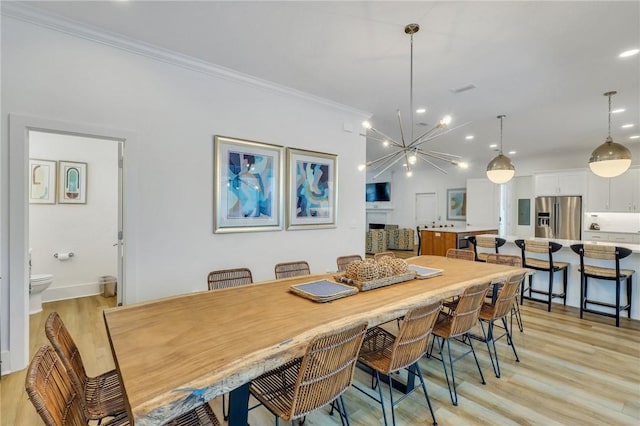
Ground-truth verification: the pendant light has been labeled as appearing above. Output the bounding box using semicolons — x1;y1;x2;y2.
486;114;515;184
589;91;632;178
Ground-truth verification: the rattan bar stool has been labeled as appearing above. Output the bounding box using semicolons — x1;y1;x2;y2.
26;345;221;426
446;248;475;261
274;261;311;279
485;254;525;332
356;301;442;426
207;267;253;419
467;236;506;262
570;244;635;327
250;321;368;426
337;254;363;272
515;239;569;312
45;312;126;421
429;282;490;406
477;271;527;378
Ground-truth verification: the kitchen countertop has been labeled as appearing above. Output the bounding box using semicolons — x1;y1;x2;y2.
479;234;640;253
418;226;498;234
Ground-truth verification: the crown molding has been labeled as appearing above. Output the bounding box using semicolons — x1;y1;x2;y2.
1;2;371;119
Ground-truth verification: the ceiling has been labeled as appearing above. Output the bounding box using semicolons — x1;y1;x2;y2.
17;1;640;175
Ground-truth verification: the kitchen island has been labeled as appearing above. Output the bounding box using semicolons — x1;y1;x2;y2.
418;226;498;256
481;234;640;321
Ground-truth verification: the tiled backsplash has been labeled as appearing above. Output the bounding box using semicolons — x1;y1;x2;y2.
584;212;640;233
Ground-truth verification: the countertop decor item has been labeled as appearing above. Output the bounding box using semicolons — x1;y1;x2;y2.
486;115;515;184
589;91;632;178
360;23;468;178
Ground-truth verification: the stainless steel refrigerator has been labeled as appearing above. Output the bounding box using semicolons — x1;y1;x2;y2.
535;196;582;240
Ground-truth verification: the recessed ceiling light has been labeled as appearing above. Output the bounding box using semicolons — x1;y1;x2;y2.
416;108;426;114
630;135;640;140
612;108;625;114
619;48;640;58
465;135;474;140
622;124;634;128
489;144;498;148
508;150;517;155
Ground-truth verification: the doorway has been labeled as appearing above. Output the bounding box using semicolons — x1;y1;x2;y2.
4;114;132;375
28;131;122;309
415;192;438;227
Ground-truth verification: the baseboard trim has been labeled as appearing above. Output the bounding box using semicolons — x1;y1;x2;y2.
42;282;102;303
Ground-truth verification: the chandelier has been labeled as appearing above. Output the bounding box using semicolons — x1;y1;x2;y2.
589;91;632;178
361;23;468;178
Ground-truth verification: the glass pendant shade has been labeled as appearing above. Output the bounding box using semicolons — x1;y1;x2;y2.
588;137;632;178
486;154;515;184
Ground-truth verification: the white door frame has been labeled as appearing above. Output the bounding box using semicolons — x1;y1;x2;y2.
4;114;137;374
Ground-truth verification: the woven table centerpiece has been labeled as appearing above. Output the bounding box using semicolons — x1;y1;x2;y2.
335;257;416;291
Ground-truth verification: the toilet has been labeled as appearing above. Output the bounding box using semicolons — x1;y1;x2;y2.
30;273;53;314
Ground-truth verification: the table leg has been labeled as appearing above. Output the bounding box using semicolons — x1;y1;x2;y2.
228;383;250;426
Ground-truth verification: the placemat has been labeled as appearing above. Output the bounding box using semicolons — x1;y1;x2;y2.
290;279;358;302
408;265;444;279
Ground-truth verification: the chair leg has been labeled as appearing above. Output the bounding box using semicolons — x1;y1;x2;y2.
502;316;519;363
338;395;350;426
222;394;229;420
437;337;458;406
628;276;633;319
511;297;524;332
414;362;438;426
616;278;621;328
580;274;586;319
479;320;500;378
386;372;396;426
466;333;486;386
562;267;568;305
376;371;389;426
547;269;554;312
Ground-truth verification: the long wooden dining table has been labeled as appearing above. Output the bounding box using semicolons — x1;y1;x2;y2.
103;255;526;426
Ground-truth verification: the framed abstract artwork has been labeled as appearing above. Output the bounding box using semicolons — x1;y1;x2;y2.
29;159;57;204
446;188;466;221
58;160;87;204
213;135;284;233
286;148;337;230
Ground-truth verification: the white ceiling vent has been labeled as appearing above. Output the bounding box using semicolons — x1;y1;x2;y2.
449;84;477;94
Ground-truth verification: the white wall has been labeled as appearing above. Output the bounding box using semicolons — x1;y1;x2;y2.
1;15;367;372
29;131;118;301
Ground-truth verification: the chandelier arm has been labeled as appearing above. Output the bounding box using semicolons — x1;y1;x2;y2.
411;121;472;147
407;126;441;148
368;127;403;148
366;133;403;148
373;154;407;179
427;150;462;159
367;150;406;167
418;150;461;163
416;154;448;174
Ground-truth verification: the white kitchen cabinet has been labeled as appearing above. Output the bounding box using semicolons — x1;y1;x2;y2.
534;171;586;196
582;231;609;242
582;231;639;243
466;178;499;229
586;168;640;212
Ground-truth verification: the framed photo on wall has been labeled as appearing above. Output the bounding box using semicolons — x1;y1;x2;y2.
213;135;284;233
29;159;57;204
58;160;87;204
286;148;337;230
446;188;466;221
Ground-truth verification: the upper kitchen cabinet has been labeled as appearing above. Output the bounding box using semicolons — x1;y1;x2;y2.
587;168;640;212
466;178;500;229
534;171;586;196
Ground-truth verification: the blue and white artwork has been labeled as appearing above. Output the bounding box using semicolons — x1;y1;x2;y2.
227;151;274;218
295;160;330;218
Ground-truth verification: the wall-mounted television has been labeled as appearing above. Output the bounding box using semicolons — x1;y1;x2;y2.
366;182;391;202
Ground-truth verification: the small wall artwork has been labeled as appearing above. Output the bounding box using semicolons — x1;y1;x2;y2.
446;188;466;221
286;148;337;230
58;160;87;204
213;135;284;233
29;159;57;204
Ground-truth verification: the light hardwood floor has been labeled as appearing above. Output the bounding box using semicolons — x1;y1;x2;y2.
2;294;639;425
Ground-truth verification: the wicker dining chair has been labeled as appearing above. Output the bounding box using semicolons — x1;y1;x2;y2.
336;254;363;272
445;249;475;261
430;282;490;406
485;254;525;332
356;301;442;426
250;321;368;425
208;267;253;290
478;271;527;378
44;311;126;421
25;345;221;426
374;251;396;262
274;261;311;279
207;267;253;419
